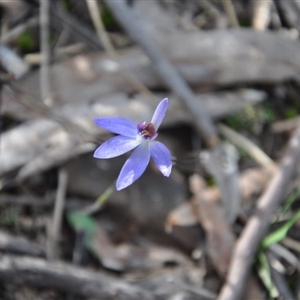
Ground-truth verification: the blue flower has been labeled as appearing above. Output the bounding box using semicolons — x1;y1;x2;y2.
93;98;172;190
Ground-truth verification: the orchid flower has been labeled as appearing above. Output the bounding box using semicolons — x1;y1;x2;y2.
93;98;172;190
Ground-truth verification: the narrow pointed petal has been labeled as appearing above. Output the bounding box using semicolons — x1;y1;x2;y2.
94;135;141;159
151;98;168;130
116;142;150;190
150;141;172;176
93;117;137;138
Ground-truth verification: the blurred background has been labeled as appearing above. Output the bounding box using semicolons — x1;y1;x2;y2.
1;0;300;299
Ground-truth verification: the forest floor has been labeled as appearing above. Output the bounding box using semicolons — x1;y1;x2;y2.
1;1;300;299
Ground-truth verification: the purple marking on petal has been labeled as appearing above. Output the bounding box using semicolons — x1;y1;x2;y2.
116;142;150;190
150;141;172;176
93;135;141;159
94;117;137;138
151;98;168;130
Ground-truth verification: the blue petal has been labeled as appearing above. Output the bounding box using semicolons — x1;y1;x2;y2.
116;142;150;190
94;135;141;159
94;117;137;138
151;98;168;130
150;141;172;176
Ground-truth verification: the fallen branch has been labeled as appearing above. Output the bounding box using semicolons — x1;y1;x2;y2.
218;125;300;300
0;255;154;300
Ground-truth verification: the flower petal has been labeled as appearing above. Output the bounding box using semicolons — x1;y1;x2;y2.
94;117;137;138
116;142;150;190
94;135;141;159
151;98;168;130
150;141;172;176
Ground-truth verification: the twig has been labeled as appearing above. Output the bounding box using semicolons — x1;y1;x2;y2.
267;251;295;300
72;230;86;266
200;143;241;223
0;45;29;78
282;236;300;253
218;125;300;300
18;1;93;51
47;168;68;260
252;0;272;31
198;0;223;21
39;0;51;105
272;116;300;133
24;43;86;65
1;17;39;44
270;243;300;272
218;123;275;167
221;0;239;27
0;254;154;300
50;0;102;50
85;0;114;54
103;0;218;147
0;231;45;257
85;0;154;98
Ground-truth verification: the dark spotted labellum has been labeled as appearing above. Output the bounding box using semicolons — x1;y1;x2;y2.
137;121;157;140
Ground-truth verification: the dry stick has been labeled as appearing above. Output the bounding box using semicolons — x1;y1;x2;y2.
1;17;39;44
27;0;101;50
25;43;86;65
270;243;300;272
252;0;272;31
104;0;218;147
47;168;68;260
50;4;101;51
272;116;300;133
218;123;275;167
85;0;154;98
268;258;295;300
282;236;300;253
39;0;51;105
0;231;45;257
198;0;221;17
0;255;154;300
218;125;300;300
221;0;239;27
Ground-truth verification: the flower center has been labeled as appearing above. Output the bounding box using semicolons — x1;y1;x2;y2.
137;121;156;140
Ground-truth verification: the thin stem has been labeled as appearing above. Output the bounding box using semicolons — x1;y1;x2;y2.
80;182;115;215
